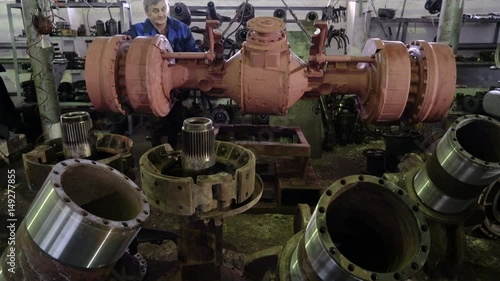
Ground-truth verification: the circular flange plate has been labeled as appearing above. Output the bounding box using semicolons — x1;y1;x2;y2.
247;17;286;33
358;39;411;122
126;35;174;116
407;41;456;123
85;36;130;114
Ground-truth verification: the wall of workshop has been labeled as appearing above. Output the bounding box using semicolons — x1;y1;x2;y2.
0;0;499;94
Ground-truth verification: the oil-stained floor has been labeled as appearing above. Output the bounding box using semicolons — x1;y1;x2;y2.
0;128;499;281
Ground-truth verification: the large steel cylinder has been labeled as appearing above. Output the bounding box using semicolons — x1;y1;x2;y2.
288;175;430;281
0;159;150;280
414;115;500;214
182;117;216;172
60;111;96;158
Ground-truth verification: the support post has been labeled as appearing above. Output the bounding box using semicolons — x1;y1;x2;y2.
21;0;61;141
437;0;465;54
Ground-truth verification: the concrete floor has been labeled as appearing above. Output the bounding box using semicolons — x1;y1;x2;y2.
0;126;499;281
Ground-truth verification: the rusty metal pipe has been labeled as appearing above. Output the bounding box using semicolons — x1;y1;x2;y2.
287;175;430;281
310;55;376;64
0;159;150;280
161;52;212;60
414;115;500;215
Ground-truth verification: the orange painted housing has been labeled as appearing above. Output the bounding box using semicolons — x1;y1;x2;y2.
85;17;456;123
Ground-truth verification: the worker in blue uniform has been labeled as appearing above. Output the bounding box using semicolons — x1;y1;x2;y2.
124;0;200;148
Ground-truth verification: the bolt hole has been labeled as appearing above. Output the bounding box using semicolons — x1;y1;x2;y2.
340;179;346;185
378;179;384;185
143;211;149;215
63;198;70;203
413;205;419;212
178;205;183;210
137;219;142;223
371;273;378;281
326;190;332;196
394;273;401;280
108;167;114;171
319;207;325;213
397;189;404;196
81;211;88;216
124;176;129;181
453;138;457;141
329;247;336;254
320;227;326;234
155;200;160;205
91;161;96;165
421;245;428;253
54;183;61;188
411;263;419;270
103;220;109;225
53;171;59;175
75;159;80;163
61;162;68;166
122;222;128;227
177;185;182;190
348;264;355;271
421;225;428;232
358;175;365;181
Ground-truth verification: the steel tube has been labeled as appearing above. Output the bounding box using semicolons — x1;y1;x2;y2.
182;117;216;172
290;175;430;281
414;115;500;214
60;111;96;158
0;159;150;280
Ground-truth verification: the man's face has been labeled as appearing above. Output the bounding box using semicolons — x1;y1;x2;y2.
147;1;168;26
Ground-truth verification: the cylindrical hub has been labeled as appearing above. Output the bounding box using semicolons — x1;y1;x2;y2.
414;115;500;214
182;117;216;172
289;175;429;281
60;111;96;159
1;159;149;280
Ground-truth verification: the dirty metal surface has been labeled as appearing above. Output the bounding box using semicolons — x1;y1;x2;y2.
140;141;256;217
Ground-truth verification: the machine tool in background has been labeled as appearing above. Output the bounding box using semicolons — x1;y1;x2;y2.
140;117;263;280
385;114;500;279
0;159;150;281
23;111;135;190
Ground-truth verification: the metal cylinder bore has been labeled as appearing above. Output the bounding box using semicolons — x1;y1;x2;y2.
289;175;429;281
182;117;216;172
60;111;96;159
414;115;500;214
0;159;150;280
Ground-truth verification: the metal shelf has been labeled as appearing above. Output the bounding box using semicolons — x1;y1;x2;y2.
14;36;108;42
7;2;129;9
372;17;500;45
7;2;132;98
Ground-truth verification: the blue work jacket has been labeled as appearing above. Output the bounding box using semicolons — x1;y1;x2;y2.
124;17;199;52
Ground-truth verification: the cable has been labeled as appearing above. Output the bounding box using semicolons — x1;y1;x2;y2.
281;0;312;42
221;0;249;39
